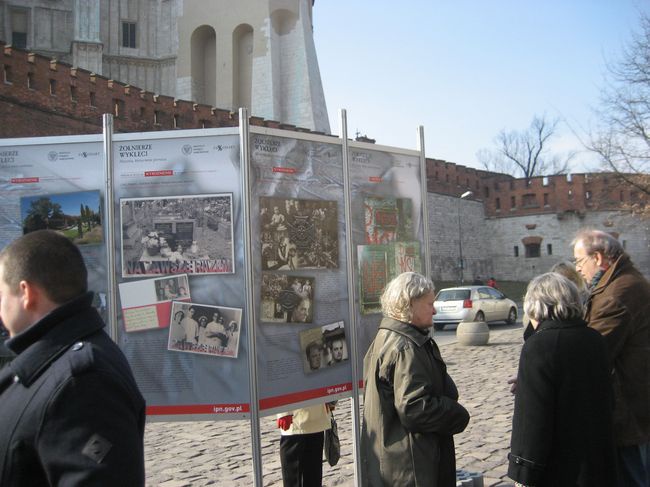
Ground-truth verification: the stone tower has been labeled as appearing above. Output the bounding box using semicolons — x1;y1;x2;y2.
175;0;330;133
0;0;330;133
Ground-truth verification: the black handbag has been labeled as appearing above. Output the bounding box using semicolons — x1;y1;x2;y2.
323;412;340;466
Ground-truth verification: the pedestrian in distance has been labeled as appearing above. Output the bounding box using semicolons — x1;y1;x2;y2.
0;230;145;486
361;271;470;487
572;229;650;487
508;272;616;487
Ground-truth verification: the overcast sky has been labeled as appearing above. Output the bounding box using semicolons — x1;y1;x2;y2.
313;1;649;174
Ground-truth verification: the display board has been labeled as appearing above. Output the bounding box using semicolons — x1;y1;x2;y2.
0;123;429;423
248;129;354;413
111;130;250;420
346;143;426;379
0;136;108;319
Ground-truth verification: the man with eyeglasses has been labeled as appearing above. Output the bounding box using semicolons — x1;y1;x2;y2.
572;229;650;487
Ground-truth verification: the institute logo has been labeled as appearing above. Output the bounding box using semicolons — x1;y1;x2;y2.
182;145;193;155
47;151;58;162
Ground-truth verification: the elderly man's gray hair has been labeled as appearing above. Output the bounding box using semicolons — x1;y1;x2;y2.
524;272;585;323
572;229;623;261
381;272;435;323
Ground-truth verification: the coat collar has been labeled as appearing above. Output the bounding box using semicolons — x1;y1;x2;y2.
536;317;587;332
379;317;431;347
4;293;103;386
591;253;632;296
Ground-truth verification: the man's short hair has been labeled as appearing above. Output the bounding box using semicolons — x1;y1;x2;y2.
572;229;623;261
0;230;87;304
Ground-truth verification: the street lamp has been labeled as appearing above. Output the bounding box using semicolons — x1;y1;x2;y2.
458;190;473;285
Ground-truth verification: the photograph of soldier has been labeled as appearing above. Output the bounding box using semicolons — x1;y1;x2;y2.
259;197;338;270
261;273;316;323
120;194;233;277
322;322;348;366
167;302;242;358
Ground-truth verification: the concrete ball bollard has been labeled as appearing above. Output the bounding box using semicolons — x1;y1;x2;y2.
456;320;490;346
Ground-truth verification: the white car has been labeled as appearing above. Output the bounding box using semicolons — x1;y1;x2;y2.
433;286;518;331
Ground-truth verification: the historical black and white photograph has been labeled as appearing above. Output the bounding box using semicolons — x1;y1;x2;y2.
120;194;234;277
154;275;190;301
260;197;338;270
260;273;314;323
298;321;348;374
321;321;348;367
168;301;242;358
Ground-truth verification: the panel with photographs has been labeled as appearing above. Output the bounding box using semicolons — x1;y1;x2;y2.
260;197;338;270
119;274;191;333
357;194;422;313
260;273;315;323
298;321;348;374
168;301;242;358
120;194;234;277
364;196;413;244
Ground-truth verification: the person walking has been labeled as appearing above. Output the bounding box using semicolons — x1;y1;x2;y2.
0;230;145;485
361;271;469;486
508;272;616;487
572;229;650;487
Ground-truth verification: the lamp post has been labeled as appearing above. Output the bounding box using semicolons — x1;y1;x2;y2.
458;191;473;285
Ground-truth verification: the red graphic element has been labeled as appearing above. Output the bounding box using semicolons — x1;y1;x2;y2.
144;170;173;177
369;176;382;182
272;167;296;174
11;177;39;183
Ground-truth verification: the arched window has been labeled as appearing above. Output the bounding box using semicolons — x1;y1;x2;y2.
191;25;217;106
233;24;253;111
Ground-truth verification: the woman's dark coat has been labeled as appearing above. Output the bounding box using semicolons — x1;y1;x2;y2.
361;317;469;487
508;318;616;486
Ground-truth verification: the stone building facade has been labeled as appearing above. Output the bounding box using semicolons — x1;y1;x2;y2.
0;0;329;133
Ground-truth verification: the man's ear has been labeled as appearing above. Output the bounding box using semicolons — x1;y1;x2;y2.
19;280;41;311
594;251;609;269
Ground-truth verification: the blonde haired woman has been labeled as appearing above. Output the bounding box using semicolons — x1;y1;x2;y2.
361;272;469;486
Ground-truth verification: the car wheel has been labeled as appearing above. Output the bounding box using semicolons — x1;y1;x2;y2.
475;311;485;322
433;322;445;331
506;307;517;325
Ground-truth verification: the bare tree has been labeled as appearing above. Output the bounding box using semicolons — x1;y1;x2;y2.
478;114;574;179
588;13;650;201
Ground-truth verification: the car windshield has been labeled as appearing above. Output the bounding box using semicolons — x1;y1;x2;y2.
436;289;471;301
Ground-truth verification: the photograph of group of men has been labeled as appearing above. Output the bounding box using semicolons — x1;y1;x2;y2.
298;321;348;374
167;302;242;358
260;273;315;323
260;196;338;270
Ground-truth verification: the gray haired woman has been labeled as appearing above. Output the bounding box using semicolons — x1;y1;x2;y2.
508;272;616;487
361;272;469;487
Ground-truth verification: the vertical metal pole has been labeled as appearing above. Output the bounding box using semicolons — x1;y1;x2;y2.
417;126;432;280
340;109;363;487
458;197;464;285
239;108;264;487
102;114;119;340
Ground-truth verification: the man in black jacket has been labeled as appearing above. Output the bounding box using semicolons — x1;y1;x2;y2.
0;230;145;486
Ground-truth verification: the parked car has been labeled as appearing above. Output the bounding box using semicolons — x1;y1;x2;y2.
433;285;517;331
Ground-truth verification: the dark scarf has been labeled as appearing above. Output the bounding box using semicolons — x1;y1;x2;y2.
589;268;606;290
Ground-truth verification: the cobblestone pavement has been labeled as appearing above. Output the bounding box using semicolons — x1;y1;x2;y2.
144;326;523;487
